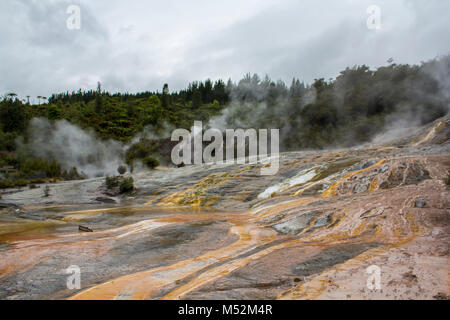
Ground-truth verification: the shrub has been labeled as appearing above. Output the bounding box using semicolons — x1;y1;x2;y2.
62;167;83;180
0;131;17;152
15;179;29;187
46;159;62;177
0;179;14;189
19;157;61;178
125;138;159;165
31;178;46;184
119;177;134;193
143;157;159;169
105;176;120;189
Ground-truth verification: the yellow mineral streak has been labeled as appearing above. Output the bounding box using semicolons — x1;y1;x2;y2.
413;120;448;146
1;140;446;301
0;219;65;239
65;197;426;300
63;155;440;300
279;209;423;300
61;211;104;222
162;207;378;299
151;165;259;207
369;178;377;191
252;197;316;218
156;172;231;207
68;192;398;300
322;159;386;198
69;221;275;300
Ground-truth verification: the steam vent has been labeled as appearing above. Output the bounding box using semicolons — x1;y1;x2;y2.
0;116;449;300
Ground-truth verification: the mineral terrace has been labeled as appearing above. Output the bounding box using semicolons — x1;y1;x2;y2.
0;117;449;300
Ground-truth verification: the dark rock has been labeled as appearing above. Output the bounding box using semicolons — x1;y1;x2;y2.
362;159;378;169
79;225;93;232
414;197;427;208
0;202;20;209
379;181;389;189
433;292;450;300
95;196;116;204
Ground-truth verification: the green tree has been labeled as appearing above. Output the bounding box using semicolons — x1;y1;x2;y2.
162;83;170;109
47;104;62;120
192;90;202;109
95;82;104;114
0;99;26;132
145;95;163;125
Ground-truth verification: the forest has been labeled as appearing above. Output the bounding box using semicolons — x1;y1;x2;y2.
0;56;449;189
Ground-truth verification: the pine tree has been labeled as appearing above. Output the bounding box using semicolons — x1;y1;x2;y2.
162;83;169;109
95;81;103;114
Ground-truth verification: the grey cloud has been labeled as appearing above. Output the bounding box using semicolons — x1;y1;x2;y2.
0;0;449;98
0;0;108;99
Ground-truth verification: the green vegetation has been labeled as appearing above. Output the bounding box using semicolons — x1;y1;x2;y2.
219;57;449;150
119;177;134;193
18;157;61;178
124;138;164;168
105;175;134;194
0;56;449;189
0;155;70;189
61;167;83;180
105;175;120;189
41;80;228;141
0;179;14;189
143;157;159;169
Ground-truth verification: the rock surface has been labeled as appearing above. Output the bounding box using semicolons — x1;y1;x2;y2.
0;116;449;300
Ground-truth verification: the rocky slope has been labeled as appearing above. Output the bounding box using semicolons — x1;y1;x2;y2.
0;116;449;300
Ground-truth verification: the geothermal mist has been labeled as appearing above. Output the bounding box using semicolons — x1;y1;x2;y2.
208;56;450;151
20;118;125;178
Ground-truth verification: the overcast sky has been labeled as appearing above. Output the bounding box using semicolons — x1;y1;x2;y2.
1;0;449;100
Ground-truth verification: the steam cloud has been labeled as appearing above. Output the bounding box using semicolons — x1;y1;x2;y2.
208;56;450;150
17;58;450;178
20;118;125;178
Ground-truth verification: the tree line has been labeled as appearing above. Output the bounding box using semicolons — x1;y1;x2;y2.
0;56;448;187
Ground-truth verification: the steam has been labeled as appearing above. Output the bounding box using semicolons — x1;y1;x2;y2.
370;56;450;144
208;56;450;150
130;121;175;143
370;108;423;145
207;78;314;151
16;57;450;178
19;118;125;178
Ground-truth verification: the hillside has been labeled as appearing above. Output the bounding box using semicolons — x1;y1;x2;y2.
1;56;449;188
